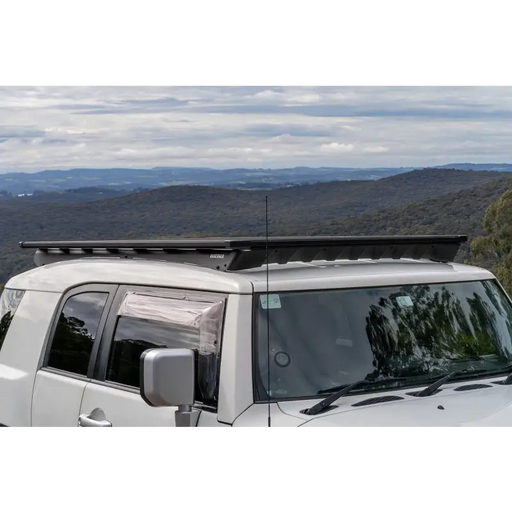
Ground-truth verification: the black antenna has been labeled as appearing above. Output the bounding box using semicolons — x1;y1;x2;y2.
265;195;271;427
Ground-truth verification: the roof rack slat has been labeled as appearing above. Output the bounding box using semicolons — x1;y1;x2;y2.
19;235;468;272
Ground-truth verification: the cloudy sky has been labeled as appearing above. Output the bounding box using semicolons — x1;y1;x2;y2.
1;86;512;173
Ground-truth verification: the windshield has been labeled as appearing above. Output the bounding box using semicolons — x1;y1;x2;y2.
254;280;512;400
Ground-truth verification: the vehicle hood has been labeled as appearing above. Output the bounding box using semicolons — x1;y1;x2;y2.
278;380;512;426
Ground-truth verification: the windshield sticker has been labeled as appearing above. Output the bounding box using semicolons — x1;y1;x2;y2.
396;295;414;308
260;294;282;309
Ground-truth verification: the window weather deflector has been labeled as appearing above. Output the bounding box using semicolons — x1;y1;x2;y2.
19;235;468;272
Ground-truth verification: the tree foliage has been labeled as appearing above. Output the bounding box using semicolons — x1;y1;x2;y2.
471;189;512;294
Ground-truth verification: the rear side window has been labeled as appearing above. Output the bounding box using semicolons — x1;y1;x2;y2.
0;288;25;351
47;292;108;376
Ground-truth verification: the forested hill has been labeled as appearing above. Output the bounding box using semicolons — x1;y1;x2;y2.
282;175;512;262
0;168;511;282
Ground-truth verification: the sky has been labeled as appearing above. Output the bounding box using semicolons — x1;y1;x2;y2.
1;86;512;173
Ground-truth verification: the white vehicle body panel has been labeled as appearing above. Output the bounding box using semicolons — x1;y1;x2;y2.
79;383;229;427
6;258;494;296
232;404;305;427
6;259;254;295
32;370;88;426
248;260;495;292
232;381;512;427
0;290;59;426
289;381;512;426
79;382;180;427
217;294;254;424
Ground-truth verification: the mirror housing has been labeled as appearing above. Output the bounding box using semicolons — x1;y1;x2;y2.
140;348;195;408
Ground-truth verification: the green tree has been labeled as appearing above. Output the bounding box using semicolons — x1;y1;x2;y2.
471;189;512;294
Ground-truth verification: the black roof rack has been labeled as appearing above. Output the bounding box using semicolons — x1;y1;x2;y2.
19;235;468;272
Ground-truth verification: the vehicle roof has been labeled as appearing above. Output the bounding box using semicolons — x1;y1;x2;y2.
5;256;495;294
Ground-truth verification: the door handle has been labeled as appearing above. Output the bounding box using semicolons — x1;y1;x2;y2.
78;408;112;427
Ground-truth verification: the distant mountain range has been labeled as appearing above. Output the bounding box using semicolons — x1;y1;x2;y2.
0;165;417;195
1;167;511;283
1;163;512;196
0;187;148;203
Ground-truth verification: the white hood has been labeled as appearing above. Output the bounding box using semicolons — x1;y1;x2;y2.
278;380;512;426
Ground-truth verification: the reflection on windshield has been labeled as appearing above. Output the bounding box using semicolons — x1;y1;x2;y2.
254;280;512;400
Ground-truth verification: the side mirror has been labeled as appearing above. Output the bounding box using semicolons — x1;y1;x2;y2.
140;348;199;427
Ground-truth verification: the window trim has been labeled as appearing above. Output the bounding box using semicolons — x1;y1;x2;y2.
94;284;228;411
41;284;119;379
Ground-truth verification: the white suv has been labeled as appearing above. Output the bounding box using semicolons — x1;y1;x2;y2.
1;235;512;427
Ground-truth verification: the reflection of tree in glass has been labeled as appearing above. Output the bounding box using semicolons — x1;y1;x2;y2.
464;293;505;358
108;337;157;387
49;312;95;375
45;293;107;375
482;280;503;313
365;284;509;379
482;280;512;351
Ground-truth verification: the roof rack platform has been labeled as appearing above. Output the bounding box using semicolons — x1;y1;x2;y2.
20;235;468;272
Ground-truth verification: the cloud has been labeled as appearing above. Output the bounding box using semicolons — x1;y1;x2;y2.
242;122;333;138
1;86;512;171
320;142;355;153
363;146;389;153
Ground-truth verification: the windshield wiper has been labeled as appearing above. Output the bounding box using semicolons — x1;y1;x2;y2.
303;377;406;416
318;377;406;394
501;365;512;386
501;370;512;385
411;365;512;396
410;372;457;397
303;364;512;416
